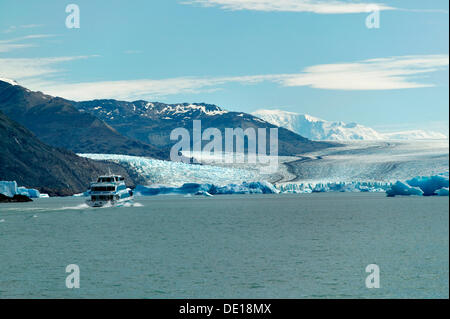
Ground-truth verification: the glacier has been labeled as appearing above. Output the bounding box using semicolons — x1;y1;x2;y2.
0;181;47;198
279;140;449;184
278;181;390;194
78;150;448;197
78;153;259;186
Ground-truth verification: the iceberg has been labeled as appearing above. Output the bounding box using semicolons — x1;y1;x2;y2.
436;188;449;196
134;181;279;196
385;174;449;197
0;181;46;198
405;175;449;196
195;191;213;197
386;181;424;197
277;181;391;194
17;186;41;198
215;181;279;194
0;181;18;198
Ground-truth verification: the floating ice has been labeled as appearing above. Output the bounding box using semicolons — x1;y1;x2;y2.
17;186;41;198
0;181;17;198
0;181;45;198
386;174;449;197
405;175;449;196
277;181;390;194
436;188;449;196
72;191;90;197
135;181;279;196
195;191;213;197
386;181;424;197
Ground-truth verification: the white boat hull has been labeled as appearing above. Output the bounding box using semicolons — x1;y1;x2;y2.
86;196;134;208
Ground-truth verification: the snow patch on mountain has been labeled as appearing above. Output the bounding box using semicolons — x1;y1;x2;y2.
0;78;18;86
252;109;448;141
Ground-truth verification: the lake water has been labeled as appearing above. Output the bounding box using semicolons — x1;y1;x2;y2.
0;193;448;298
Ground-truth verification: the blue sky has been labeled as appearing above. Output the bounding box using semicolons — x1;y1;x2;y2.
0;0;448;134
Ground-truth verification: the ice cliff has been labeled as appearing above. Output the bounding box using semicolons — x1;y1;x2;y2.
0;181;48;198
386;174;449;197
135;181;279;196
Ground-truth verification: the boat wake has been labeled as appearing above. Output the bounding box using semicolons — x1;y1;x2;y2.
60;203;91;210
117;201;143;208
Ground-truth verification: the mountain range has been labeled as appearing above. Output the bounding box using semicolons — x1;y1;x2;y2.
252;109;448;141
73;100;335;155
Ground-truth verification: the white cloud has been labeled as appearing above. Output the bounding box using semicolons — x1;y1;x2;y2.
0;54;447;100
31;75;284;100
0;34;54;53
0;56;96;80
0;43;34;53
277;55;450;90
182;0;395;14
3;24;43;34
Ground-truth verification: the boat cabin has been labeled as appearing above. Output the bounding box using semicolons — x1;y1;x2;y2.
97;176;125;183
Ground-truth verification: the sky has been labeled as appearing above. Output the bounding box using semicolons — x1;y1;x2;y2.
0;0;448;134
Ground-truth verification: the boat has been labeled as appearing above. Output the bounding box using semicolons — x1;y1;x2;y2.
86;175;134;207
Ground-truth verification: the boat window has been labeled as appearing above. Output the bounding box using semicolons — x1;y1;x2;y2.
91;186;116;192
97;177;116;183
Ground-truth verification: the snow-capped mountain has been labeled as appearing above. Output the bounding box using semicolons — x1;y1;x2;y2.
0;77;18;86
252;110;382;141
75;100;335;156
252;109;448;141
77;100;229;121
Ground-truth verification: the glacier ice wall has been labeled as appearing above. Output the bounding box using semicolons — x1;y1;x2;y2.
277;181;391;194
0;181;43;198
0;181;17;197
135;181;279;196
386;174;449;197
79;153;259;186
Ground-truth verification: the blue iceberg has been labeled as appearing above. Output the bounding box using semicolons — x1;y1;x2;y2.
0;181;46;198
386;174;449;197
405;175;449;196
436;188;449;196
17;186;41;198
386;181;424;197
0;181;17;197
135;181;279;196
278;181;390;194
